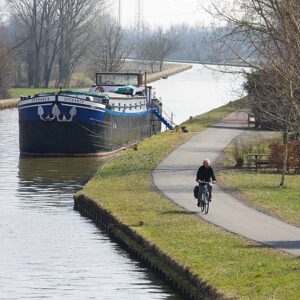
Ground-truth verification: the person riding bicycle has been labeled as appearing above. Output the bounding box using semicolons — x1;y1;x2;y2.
196;159;216;201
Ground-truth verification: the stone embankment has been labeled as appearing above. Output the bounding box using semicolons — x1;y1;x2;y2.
74;194;224;300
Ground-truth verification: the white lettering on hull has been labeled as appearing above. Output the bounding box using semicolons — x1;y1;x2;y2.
58;96;106;109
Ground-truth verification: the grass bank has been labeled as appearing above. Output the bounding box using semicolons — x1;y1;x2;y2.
0;88;87;110
180;102;245;132
218;171;300;226
216;131;300;226
77;99;300;299
7;63;191;100
8;88;86;99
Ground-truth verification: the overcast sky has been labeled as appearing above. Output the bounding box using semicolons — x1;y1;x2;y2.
0;0;214;28
112;0;213;28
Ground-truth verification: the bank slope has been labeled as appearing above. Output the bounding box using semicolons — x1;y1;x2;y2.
75;100;300;299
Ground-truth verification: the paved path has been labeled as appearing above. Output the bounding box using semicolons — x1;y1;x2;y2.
153;112;300;256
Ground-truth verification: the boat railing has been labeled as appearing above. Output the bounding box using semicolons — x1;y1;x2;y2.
162;110;176;126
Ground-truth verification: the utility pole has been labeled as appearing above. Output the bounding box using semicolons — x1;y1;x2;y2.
135;0;143;42
118;0;121;26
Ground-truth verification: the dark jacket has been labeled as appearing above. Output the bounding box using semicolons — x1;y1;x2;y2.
196;166;216;182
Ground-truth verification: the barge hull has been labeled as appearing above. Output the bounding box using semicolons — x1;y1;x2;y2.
19;111;161;156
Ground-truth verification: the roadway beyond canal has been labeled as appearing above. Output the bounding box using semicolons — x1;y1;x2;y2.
153;111;300;257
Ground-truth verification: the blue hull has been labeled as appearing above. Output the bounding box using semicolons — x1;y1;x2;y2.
18;94;161;156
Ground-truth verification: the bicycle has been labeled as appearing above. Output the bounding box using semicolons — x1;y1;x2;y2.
197;181;211;214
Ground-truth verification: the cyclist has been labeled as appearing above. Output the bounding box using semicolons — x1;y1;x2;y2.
196;159;216;201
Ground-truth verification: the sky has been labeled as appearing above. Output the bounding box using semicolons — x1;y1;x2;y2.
0;0;214;28
112;0;213;28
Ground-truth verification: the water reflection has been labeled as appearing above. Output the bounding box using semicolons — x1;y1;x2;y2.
18;156;102;184
0;109;182;299
18;157;104;210
153;64;245;125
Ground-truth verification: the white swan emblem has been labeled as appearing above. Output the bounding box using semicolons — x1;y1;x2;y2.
38;105;77;122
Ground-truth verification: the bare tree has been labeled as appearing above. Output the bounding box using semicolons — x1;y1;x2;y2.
206;0;300;185
7;0;49;87
56;0;104;87
154;26;181;71
192;24;249;65
89;15;132;73
139;26;181;72
7;0;63;87
138;28;159;73
0;31;12;98
42;0;60;88
6;0;106;88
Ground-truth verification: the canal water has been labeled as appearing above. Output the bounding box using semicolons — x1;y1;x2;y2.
0;64;244;299
0;109;182;299
152;64;245;125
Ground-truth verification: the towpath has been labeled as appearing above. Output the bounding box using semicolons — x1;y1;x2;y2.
152;111;300;256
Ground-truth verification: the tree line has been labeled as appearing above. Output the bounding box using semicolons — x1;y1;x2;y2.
3;0;107;88
0;0;253;94
206;0;300;185
2;1;299;186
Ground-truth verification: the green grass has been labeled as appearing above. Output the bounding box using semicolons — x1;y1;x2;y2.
9;87;88;98
217;135;300;226
181;99;244;131
78;99;300;299
7;65;186;99
218;171;300;226
9;88;57;98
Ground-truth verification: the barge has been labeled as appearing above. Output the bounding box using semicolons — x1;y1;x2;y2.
18;72;172;156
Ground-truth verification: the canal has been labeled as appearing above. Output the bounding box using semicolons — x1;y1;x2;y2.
153;63;244;125
0;64;244;299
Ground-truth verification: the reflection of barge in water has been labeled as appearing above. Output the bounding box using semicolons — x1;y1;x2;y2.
18;157;104;184
18;72;173;156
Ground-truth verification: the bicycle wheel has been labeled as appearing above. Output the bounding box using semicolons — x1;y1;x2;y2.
198;191;204;212
204;193;209;214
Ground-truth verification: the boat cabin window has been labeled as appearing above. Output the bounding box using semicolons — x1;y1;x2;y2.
118;103;121;111
96;73;140;86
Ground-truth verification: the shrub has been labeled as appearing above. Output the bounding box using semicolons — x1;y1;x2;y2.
232;140;247;167
269;141;300;172
232;139;270;168
0;39;12;99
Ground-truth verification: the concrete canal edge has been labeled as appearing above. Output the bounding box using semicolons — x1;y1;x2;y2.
146;64;192;83
73;194;225;300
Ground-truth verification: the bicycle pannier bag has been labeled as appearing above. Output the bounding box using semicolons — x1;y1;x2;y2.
193;185;199;198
